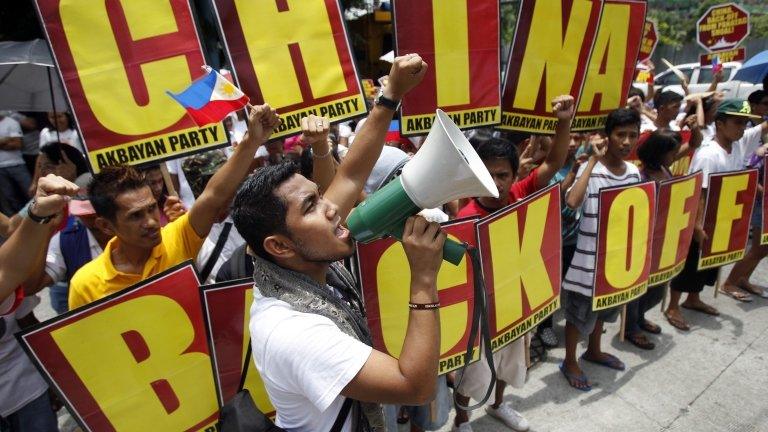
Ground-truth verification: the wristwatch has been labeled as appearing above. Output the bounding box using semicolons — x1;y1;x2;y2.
24;199;55;224
374;89;401;111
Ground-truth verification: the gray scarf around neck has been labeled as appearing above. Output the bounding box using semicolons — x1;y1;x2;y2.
251;255;385;431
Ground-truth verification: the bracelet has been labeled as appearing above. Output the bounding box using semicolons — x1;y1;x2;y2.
408;302;440;310
312;147;333;159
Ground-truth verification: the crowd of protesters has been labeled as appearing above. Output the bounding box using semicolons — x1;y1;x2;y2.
0;54;767;432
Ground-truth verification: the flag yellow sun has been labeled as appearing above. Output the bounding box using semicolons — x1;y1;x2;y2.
220;81;237;97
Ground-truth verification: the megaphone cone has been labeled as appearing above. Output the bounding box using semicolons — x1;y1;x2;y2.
347;110;498;265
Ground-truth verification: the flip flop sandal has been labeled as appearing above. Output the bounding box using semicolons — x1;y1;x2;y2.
664;311;690;331
559;362;592;392
681;303;721;315
580;353;625;371
640;320;662;334
625;332;655;350
737;281;765;297
717;288;752;303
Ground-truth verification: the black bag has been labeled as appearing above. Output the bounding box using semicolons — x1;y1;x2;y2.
218;343;354;432
218;390;284;432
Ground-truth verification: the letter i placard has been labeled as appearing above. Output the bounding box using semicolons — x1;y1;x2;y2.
17;263;219;432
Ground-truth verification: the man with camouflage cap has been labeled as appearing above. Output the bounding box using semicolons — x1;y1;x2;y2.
666;100;768;329
182;149;247;283
69;104;280;308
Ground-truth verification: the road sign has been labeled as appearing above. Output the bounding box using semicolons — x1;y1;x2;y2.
697;3;750;53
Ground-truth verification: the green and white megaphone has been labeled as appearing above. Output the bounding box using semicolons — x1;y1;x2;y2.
347;109;498;265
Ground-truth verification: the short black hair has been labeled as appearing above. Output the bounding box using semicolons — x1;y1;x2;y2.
39;142;88;178
89;165;149;221
628;86;645;102
637;130;681;171
231;163;299;261
653;90;683;108
748;89;766;105
605;108;641;135
475;137;519;176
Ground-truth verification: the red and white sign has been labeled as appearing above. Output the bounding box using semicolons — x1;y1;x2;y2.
699;47;746;66
697;3;750;53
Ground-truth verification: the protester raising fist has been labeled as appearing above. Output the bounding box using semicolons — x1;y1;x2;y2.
0;174;79;309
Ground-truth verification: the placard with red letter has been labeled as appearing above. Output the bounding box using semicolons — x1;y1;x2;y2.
499;0;602;134
357;219;480;375
648;172;703;285
698;169;759;270
35;0;230;172
593;182;656;311
638;20;658;63
17;263;219;432
211;0;367;139
572;0;646;132
200;279;275;417
475;184;562;351
393;0;501;135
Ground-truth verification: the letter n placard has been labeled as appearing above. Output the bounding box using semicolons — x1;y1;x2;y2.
17;263;219;432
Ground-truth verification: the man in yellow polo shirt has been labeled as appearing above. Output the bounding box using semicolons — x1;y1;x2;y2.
68;104;280;308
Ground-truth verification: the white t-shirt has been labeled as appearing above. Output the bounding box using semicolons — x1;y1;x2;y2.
0;297;49;417
196;218;245;284
39;127;83;154
45;228;104;284
690;124;765;188
165;158;196;209
640;115;679;133
0;116;24;168
250;291;372;432
563;161;641;297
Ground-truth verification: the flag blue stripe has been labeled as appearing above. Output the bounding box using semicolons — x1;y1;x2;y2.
166;71;217;110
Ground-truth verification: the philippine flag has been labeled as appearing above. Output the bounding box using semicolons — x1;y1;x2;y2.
712;55;723;75
167;68;249;127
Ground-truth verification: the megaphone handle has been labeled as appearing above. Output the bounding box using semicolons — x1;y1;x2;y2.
388;225;466;266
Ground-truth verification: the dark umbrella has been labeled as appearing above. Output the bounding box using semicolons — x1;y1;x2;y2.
0;39;67;112
733;50;768;85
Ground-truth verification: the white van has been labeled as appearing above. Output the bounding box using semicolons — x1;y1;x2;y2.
635;61;761;100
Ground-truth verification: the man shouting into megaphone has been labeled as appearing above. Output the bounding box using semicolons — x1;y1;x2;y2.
231;54;442;432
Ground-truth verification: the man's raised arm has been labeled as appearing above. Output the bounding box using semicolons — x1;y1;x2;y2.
0;175;78;304
324;54;428;221
188;104;280;237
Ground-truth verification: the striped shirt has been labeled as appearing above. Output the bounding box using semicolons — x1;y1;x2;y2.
562;161;641;297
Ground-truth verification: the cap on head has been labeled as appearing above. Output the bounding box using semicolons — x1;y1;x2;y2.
716;99;762;119
182;149;228;197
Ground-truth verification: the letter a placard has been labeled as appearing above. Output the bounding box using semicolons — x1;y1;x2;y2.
593;182;656;311
475;184;562;352
211;0;367;139
393;0;501;135
357;219;480;375
35;0;230;172
16;263;219;432
698;169;759;270
572;0;646;132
